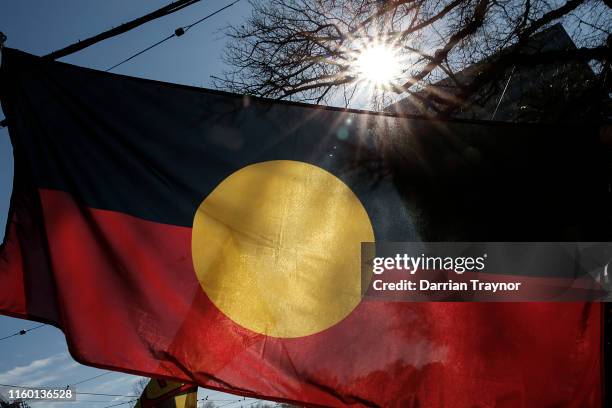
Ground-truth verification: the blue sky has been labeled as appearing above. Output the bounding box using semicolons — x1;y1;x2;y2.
0;1;269;407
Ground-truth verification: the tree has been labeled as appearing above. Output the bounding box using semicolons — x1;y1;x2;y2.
215;0;611;114
130;378;148;407
132;378;149;397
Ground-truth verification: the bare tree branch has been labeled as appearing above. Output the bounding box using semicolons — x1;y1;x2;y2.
216;0;611;115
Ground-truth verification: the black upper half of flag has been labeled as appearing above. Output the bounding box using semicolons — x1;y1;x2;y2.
1;48;610;241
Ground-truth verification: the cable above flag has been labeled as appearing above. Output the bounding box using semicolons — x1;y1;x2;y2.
0;48;607;407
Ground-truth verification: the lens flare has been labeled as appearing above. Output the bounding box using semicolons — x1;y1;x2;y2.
353;43;402;86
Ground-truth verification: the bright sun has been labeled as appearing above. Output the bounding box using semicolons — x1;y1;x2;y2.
353;43;402;86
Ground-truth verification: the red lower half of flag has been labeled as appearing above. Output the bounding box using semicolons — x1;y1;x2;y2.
0;188;602;407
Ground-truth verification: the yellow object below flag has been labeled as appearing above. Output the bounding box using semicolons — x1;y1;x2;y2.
134;378;198;408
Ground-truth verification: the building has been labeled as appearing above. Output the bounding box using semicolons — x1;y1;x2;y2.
386;24;604;123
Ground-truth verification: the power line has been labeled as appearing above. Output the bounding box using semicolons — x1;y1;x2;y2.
182;0;241;33
106;34;175;72
106;0;241;72
100;399;137;408
197;396;252;408
71;391;137;398
216;398;247;408
198;399;247;404
70;400;127;403
200;399;247;402
0;364;111;391
0;324;46;342
44;0;204;61
490;65;516;120
68;372;112;387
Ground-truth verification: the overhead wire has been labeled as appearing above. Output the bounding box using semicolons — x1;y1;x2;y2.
69;400;128;403
197;396;257;407
44;0;204;61
182;0;241;33
105;33;176;72
216;397;247;408
71;391;138;398
0;324;46;342
0;356;113;390
490;65;516;120
106;0;241;72
100;399;138;408
68;372;112;386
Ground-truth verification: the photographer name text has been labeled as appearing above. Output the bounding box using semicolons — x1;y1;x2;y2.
370;254;522;293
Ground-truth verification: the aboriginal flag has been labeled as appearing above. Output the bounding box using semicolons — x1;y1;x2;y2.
0;48;608;407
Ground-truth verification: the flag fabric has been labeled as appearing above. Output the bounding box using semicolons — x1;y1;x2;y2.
0;48;607;407
134;379;197;408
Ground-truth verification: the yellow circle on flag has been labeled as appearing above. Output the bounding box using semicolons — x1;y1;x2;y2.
191;160;374;338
